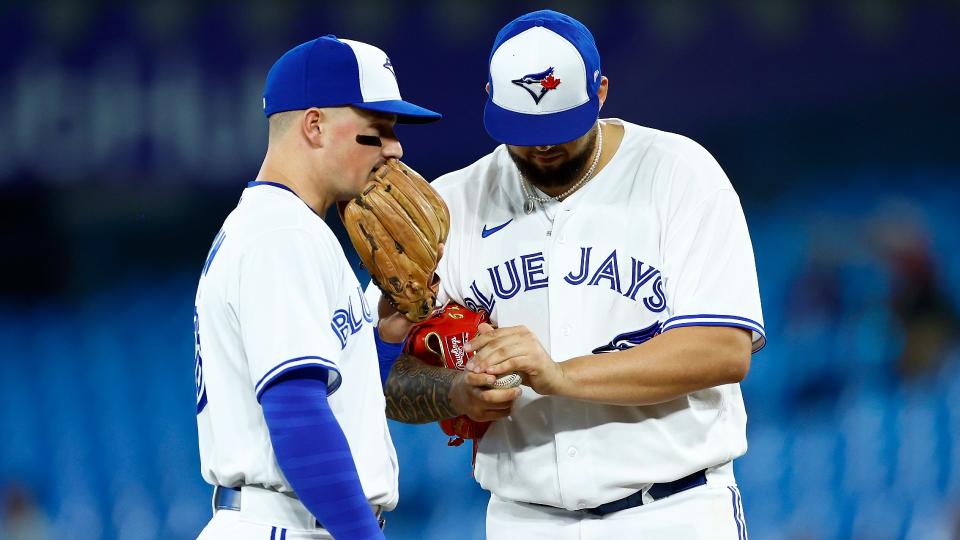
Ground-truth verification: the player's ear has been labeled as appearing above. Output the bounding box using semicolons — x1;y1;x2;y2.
597;76;609;109
485;82;490;96
302;108;325;148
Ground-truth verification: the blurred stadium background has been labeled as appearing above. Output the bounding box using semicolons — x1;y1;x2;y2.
1;1;959;539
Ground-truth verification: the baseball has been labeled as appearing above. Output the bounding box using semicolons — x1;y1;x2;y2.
492;372;522;389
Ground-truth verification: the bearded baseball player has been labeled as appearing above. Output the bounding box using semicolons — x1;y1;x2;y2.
380;10;765;539
193;35;440;539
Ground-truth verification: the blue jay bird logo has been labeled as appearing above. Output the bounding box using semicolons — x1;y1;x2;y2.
383;57;396;80
511;67;562;104
592;321;663;354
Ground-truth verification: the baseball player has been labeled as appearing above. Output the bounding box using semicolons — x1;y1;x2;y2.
380;10;764;539
193;35;439;539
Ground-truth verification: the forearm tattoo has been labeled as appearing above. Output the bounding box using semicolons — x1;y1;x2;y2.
384;354;459;423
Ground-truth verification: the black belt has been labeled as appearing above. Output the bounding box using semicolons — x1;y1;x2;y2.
537;469;708;517
213;486;386;530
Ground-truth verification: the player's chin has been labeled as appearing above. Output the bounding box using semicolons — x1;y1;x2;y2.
532;161;570;177
531;153;566;167
337;184;367;203
352;171;376;193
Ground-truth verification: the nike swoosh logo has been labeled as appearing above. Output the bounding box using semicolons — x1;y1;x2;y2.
481;219;513;238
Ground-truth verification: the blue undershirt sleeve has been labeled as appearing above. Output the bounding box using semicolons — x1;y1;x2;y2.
260;368;384;540
374;328;404;388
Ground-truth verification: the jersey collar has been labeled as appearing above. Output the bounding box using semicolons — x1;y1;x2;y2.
246;180;297;194
245;180;324;218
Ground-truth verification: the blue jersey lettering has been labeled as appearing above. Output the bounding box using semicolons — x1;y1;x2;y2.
194;306;208;414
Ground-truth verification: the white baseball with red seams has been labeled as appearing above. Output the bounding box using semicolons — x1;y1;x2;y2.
491;372;522;389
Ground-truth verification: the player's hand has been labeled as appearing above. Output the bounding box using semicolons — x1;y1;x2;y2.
464;325;567;396
376;295;415;344
449;369;521;422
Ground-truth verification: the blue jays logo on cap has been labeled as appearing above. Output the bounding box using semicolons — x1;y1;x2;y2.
511;67;561;104
383;57;396;80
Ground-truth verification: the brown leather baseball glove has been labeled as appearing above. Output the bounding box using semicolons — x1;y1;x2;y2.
341;158;449;322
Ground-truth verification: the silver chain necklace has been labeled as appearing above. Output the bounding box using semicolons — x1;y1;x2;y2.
520;122;603;215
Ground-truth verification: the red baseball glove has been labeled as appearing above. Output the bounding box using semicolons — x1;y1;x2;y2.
404;303;490;446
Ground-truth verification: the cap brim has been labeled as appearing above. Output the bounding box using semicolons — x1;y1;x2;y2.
353;100;442;124
483;94;599;146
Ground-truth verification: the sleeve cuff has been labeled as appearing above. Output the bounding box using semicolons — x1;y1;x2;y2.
255;356;342;402
662;314;766;353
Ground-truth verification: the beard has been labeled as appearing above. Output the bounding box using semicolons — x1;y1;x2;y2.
507;129;598;190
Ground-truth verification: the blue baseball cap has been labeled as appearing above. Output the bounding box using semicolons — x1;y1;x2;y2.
263;35;441;124
483;10;602;146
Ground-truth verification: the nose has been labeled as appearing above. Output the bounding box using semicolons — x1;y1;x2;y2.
381;136;403;160
535;145;554;152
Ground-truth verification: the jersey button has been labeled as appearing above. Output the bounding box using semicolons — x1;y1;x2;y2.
562;325;572;336
567;446;578;458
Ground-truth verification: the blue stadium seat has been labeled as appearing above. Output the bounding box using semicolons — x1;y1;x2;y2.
839;392;896;495
849;492;908;540
893;391;946;498
785;490;848;540
902;494;953;540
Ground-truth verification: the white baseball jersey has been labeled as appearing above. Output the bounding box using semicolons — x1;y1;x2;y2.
194;181;399;511
433;119;765;510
